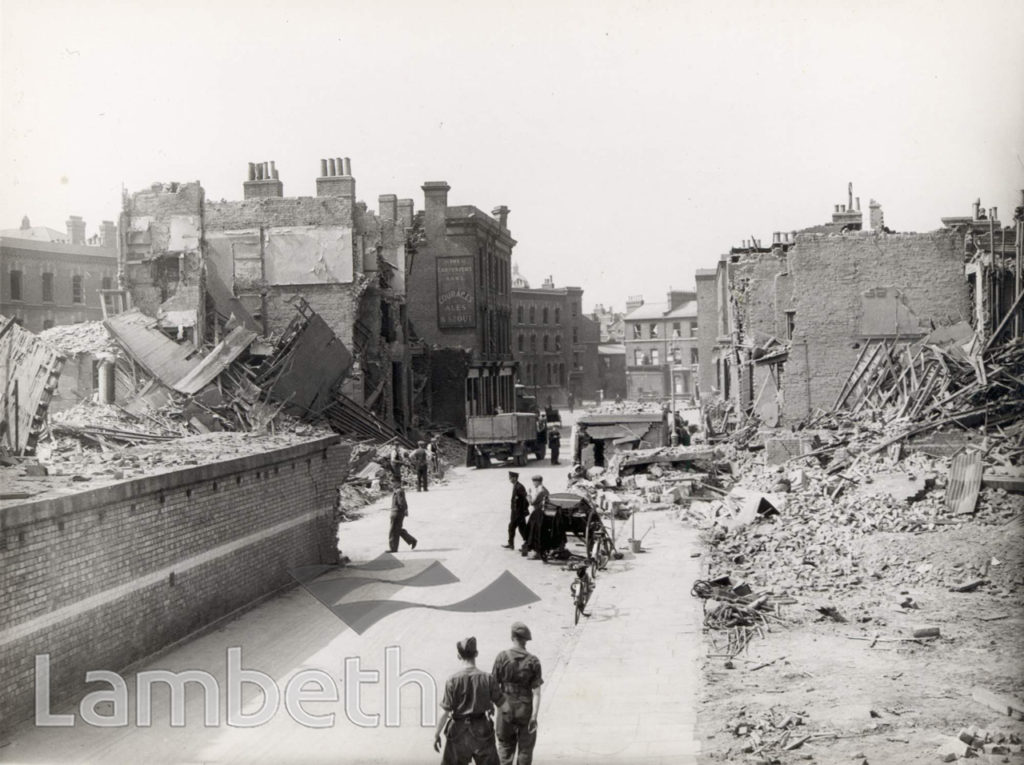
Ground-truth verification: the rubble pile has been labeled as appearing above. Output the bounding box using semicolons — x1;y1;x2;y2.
38;320;120;356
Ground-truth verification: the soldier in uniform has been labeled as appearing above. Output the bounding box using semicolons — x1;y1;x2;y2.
411;441;430;492
504;471;530;550
492;622;543;765
433;637;506;765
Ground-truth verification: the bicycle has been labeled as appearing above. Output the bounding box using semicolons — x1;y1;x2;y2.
570;565;594;625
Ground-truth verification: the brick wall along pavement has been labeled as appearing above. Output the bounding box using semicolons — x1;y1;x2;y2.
0;435;349;737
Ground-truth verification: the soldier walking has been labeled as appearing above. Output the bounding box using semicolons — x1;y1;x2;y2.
434;637;506;765
387;483;417;553
492;622;543;765
503;471;529;550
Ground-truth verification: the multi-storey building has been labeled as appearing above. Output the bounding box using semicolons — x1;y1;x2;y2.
405;182;516;427
623;290;699;401
511;270;600;406
1;216;118;332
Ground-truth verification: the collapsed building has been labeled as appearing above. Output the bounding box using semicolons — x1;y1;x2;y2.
119;158;412;430
697;187;1023;429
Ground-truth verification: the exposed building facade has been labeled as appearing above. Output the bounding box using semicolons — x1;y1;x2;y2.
406;183;516;427
590;303;625;343
623;290;699;401
694;189;1018;427
596;343;627;401
1;216;118;332
121;158;413;429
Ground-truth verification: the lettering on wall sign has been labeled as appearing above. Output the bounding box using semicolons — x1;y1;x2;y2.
436;256;477;329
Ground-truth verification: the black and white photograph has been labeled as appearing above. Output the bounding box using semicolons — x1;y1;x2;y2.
1;1;1023;763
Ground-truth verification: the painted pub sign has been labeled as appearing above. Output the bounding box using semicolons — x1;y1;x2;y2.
437;256;476;329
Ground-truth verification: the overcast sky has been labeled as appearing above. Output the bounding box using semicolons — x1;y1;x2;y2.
2;0;1022;310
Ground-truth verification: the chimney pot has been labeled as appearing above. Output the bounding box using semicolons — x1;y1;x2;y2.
491;205;510;229
973;199;981;220
248;162;256;181
329;158;337;176
991;207;997;221
320;159;328;177
856;196;861;211
342;157;352;176
336;157;344;176
270;161;277;180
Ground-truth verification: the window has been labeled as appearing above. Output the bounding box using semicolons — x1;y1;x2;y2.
690;322;698;338
517;305;523;324
518;334;524;352
632;324;642;339
691;348;699;365
554;307;560;324
547;364;553;384
530;335;537;352
673;348;682;363
554;335;562;351
543;335;549;352
649;323;659;338
42;273;54;302
72;275;83;304
786;311;795;340
672;322;681;338
572;327;579;344
101;276;112;290
542;307;549;324
559;364;566;386
651;349;660;365
573;352;581;369
529;306;535;324
635;350;644;366
572;302;578;318
9;269;22;300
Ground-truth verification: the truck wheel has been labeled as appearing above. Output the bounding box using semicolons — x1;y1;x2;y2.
475;451;489;469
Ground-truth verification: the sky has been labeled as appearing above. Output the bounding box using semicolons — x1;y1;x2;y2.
2;0;1023;311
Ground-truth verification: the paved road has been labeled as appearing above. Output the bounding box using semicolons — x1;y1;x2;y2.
5;457;701;764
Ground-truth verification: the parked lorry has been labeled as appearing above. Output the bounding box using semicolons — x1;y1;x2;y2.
465;412;545;468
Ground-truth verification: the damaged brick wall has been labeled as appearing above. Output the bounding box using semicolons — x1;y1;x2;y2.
695;271;718;398
0;436;347;737
782;231;969;421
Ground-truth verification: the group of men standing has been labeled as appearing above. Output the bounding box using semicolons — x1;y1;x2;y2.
434;622;543;765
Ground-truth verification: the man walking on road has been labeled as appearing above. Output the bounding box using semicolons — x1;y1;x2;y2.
388;482;417;553
521;476;549;560
492;622;543;765
411;441;430;492
504;471;529;550
434;637;506;765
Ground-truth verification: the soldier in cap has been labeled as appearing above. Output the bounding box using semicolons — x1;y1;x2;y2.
491;622;543;765
411;441;430;492
434;637;506;764
504;471;530;550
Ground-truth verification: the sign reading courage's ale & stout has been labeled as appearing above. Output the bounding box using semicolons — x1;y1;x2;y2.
436;256;476;329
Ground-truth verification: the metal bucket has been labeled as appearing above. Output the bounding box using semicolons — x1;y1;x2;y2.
629;539;642;554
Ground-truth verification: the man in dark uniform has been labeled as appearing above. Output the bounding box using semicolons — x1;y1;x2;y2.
411;441;430;491
503;471;529;550
388;482;417;553
548;425;561;465
434;637;506;765
521;476;549;560
492;622;543;765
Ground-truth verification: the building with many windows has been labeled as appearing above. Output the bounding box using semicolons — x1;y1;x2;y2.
511;268;599;406
623;290;699;402
0;216;118;332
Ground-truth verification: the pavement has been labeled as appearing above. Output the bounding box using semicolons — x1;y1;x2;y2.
3;456;702;764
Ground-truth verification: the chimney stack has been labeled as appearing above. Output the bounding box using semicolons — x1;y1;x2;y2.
492;205;510;229
100;220;117;249
316;155;355;200
243;160;284;199
66;215;86;245
848;181;853;211
397;199;415;228
869;199;884;231
625;295;644;314
422;181;451;215
855;196;861;211
379;194;398;222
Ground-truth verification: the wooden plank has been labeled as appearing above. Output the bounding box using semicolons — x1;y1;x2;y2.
174;327;257;395
104;309;200;388
971;687;1024;720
